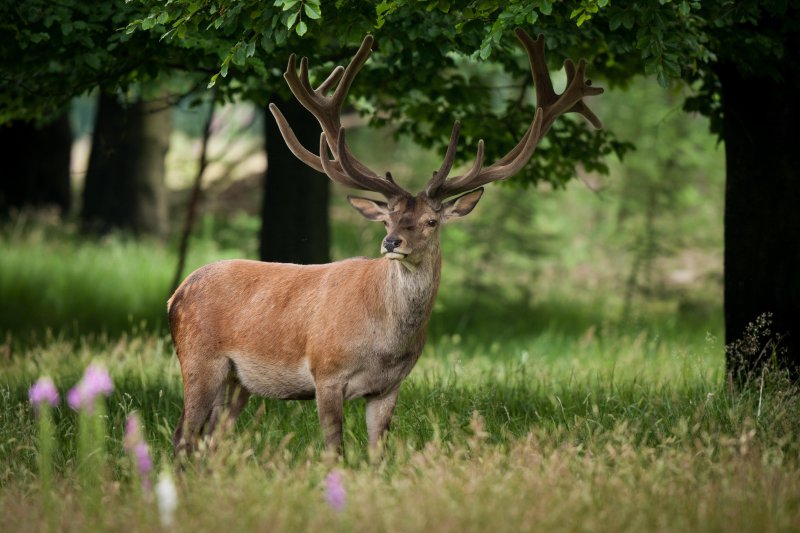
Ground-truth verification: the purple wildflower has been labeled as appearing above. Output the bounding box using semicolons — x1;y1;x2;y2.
28;377;60;408
133;441;153;474
324;470;346;512
124;413;143;449
124;413;153;490
67;363;113;411
124;414;153;474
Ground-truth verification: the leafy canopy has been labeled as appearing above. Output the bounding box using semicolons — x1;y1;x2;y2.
4;0;797;187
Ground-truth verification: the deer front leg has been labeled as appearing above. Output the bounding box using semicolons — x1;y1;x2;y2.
315;383;345;455
366;387;400;449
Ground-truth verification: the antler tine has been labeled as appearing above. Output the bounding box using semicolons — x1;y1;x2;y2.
516;30;558;108
283;55;317;111
316;65;345;95
269;103;325;173
298;56;314;94
318;132;366;189
439;139;485;193
425;121;461;197
428;28;603;199
271;35;411;199
332;35;374;109
562;59;604;128
337;128;409;198
456;29;548;173
437;110;543;196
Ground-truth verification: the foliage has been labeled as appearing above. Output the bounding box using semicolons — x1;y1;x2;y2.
120;0;635;188
0;0;208;122
3;0;797;186
119;0;795;189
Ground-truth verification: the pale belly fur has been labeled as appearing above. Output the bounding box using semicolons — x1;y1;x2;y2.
229;348;418;401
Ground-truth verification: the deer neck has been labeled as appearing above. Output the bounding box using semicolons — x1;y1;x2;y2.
382;245;442;335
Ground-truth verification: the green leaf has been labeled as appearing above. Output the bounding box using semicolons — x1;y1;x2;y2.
282;0;299;11
233;44;247;65
478;39;492;60
656;69;668;88
304;3;321;19
84;53;101;70
296;20;307;36
622;11;635;29
261;34;275;52
208;73;219;89
286;10;299;28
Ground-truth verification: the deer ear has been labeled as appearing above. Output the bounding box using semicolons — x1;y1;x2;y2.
348;196;390;221
442;188;484;220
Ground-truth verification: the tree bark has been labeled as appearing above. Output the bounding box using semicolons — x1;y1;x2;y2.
0;115;72;216
260;95;329;264
81;92;171;236
718;65;800;380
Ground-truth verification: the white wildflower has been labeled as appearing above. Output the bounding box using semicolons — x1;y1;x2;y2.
155;470;178;527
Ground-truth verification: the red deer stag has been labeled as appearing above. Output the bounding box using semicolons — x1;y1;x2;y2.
169;28;603;455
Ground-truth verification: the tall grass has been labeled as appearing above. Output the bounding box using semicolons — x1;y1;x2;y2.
0;213;247;341
1;330;798;532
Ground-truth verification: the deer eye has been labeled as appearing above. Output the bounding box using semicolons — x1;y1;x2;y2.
426;219;438;227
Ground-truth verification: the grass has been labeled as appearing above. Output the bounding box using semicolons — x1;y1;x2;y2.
1;328;799;532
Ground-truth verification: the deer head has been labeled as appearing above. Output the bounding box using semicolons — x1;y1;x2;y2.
268;29;603;266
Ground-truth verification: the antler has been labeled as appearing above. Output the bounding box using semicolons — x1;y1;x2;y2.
269;36;410;199
425;28;604;200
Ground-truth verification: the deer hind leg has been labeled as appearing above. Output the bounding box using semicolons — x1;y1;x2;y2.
173;354;231;455
207;371;251;438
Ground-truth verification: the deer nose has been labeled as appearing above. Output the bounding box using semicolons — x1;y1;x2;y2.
383;237;403;252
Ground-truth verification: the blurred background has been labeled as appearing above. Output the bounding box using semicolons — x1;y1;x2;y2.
0;76;724;351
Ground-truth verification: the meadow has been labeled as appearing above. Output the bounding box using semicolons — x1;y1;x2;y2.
2;81;799;532
2;289;799;531
3;206;798;531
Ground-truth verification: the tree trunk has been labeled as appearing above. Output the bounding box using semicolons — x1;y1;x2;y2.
0;115;72;216
81;92;171;236
718;65;800;380
260;96;329;264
